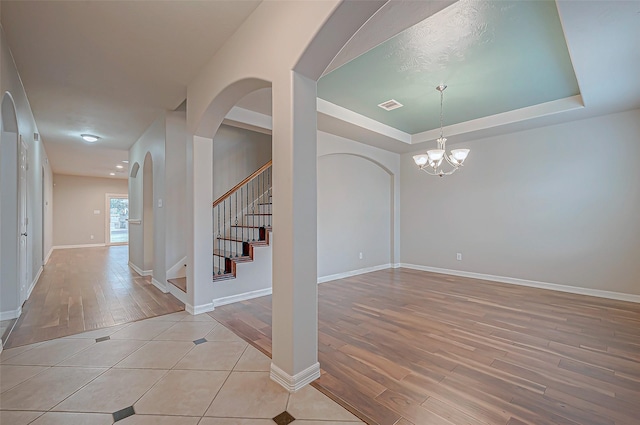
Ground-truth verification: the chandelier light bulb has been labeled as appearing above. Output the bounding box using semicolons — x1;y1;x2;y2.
451;149;470;163
427;149;445;162
413;154;429;166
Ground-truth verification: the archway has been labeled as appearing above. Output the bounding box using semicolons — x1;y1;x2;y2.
142;153;154;273
0;93;20;323
187;1;388;391
317;153;394;278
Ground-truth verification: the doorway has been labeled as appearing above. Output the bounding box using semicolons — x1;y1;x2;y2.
1;93;21;321
18;136;28;304
106;193;129;245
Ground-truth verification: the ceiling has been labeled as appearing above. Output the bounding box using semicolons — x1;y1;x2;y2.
234;0;640;154
2;0;639;175
1;0;260;178
318;0;579;134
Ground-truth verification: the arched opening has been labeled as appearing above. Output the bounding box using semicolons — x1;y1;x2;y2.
188;1;387;391
0;92;20;324
317;153;394;278
142;153;154;273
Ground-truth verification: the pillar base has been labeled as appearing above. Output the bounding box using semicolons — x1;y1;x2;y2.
270;361;320;392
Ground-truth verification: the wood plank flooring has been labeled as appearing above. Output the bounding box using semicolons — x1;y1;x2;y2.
5;246;184;348
210;268;640;425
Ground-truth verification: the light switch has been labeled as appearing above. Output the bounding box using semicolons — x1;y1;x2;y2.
158;199;163;208
94;210;100;215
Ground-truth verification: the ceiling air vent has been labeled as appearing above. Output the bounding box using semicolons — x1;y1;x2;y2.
377;99;403;111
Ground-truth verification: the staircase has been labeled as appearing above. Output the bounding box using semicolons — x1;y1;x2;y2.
213;161;272;281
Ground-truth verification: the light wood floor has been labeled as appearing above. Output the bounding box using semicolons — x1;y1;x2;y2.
210;268;640;425
5;246;184;348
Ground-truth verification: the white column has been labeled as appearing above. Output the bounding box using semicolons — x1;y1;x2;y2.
270;71;319;391
186;135;213;314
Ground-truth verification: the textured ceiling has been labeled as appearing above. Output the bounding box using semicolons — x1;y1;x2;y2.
318;0;580;134
1;0;261;178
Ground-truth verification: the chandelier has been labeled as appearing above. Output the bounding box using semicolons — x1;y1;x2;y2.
413;85;470;177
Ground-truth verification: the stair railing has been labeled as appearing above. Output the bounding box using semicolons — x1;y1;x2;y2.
212;160;272;276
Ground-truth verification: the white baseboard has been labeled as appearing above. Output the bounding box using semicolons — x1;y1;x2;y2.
167;256;187;279
129;262;152;277
44;246;53;264
317;263;392;284
0;307;21;321
270;362;321;392
392;263;401;269
186;302;215;315
151;278;168;293
212;288;273;308
28;266;43;299
400;263;640;304
168;285;187;304
53;243;106;250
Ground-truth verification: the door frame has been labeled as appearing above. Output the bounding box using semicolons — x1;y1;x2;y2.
105;193;129;246
18;135;29;305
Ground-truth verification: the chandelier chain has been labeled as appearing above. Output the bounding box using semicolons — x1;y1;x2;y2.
439;87;444;140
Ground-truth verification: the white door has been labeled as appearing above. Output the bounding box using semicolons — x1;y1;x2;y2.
18;137;28;304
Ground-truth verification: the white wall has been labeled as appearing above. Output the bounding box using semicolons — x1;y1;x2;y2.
213;124;271;200
165;111;187;272
0;24;52;319
401;108;640;297
129;116;166;287
52;174;127;246
317;131;400;279
142;154;154;271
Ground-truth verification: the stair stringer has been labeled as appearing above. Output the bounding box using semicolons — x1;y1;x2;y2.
209;231;273;308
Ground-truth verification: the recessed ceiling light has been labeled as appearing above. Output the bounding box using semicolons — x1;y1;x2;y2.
116;165;124;169
122;160;129;163
109;172;115;176
81;134;100;142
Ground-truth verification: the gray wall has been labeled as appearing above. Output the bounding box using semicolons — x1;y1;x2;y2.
317;131;401;279
213;124;271;200
52;174;128;246
1;24;53;318
129;116;166;285
401;108;640;296
165;111;187;271
318;154;391;276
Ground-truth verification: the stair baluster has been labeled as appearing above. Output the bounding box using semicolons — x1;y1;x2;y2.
212;160;272;281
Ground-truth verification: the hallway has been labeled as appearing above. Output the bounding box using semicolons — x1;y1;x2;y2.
4;246;183;349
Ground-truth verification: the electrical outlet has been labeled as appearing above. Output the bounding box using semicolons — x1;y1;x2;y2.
359;252;363;260
456;253;462;261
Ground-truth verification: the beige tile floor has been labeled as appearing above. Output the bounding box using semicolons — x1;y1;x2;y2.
0;312;364;425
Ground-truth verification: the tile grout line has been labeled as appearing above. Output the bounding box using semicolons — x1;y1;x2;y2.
123;329;206;416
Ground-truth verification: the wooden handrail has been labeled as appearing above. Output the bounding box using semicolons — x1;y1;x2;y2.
213;160;272;207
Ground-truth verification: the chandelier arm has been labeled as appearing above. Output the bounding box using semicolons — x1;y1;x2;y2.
419;167;440;176
419;164;459;176
443;154;460;168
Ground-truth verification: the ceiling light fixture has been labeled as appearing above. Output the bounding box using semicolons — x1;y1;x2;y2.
116;165;124;169
81;134;100;143
122;160;129;163
413;85;470;177
109;172;115;176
